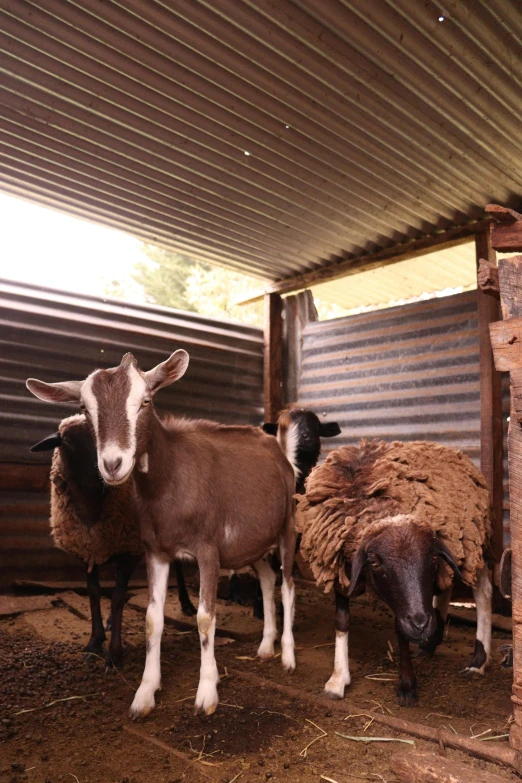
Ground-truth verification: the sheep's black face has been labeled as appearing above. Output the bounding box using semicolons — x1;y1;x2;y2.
365;525;439;645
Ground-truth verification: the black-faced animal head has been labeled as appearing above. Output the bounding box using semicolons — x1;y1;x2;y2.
263;409;341;492
347;522;461;645
26;350;189;486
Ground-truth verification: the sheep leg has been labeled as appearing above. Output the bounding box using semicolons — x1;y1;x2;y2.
194;551;220;715
279;531;296;673
324;591;351;699
174;561;196;617
84;565;106;657
464;567;492;674
106;552;140;670
129;553;170;719
396;620;417;706
418;586;452;657
255;557;278;659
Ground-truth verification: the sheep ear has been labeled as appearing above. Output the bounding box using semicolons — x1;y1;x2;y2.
262;423;278;436
347;543;367;596
144;350;189;394
26;378;83;403
435;539;463;581
319;422;341;437
30;432;62;452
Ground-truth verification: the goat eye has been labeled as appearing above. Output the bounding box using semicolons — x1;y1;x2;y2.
80;403;87;412
141;399;151;408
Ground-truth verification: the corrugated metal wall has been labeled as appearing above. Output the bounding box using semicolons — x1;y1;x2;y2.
0;278;263;582
298;290;511;545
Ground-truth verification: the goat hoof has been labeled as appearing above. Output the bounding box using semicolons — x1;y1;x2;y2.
129;688;156;720
194;681;219;716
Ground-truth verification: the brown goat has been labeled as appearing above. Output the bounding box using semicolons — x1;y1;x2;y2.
27;351;297;718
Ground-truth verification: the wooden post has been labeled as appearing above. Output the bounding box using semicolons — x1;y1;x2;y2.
475;231;504;563
282;290;318;405
492;254;522;751
263;292;283;422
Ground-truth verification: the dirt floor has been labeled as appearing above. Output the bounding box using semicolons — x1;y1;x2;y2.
0;578;517;783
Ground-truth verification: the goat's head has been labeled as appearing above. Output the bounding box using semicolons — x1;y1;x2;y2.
26;351;189;485
347;520;461;645
263;409;341;449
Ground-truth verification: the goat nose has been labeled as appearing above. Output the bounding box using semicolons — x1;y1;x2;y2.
103;456;122;475
408;613;429;632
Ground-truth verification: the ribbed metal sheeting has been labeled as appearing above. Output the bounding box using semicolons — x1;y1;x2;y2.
298;290;510;547
0;278;263;463
0;278;263;582
0;1;521;282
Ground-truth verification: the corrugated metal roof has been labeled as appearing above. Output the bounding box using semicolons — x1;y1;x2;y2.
0;0;520;282
310;240;477;311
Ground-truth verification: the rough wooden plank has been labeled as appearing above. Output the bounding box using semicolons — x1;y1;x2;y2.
390;749;509;783
263;292;283;422
486;204;522;223
476;232;504;563
282;290;317;405
497;253;522;753
490;317;522;372
487;205;522;252
477;257;500;299
0;595;55;616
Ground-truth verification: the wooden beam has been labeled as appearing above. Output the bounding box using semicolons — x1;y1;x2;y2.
263;292;283;423
477;257;500;299
475;232;504;564
282;290;317;405
487;203;522;252
262;219;490;298
496;254;522;753
390;750;509;783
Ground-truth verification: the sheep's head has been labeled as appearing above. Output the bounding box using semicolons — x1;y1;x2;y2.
26;350;189;486
347;519;461;645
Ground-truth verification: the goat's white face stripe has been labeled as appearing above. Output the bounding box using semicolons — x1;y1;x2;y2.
82;364;148;484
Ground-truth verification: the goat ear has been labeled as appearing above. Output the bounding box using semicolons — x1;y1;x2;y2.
120;352;137;369
144;350;189;393
319;421;341;437
435;538;463;581
262;423;278;436
30;432;62;452
347;543;367;596
26;378;83;403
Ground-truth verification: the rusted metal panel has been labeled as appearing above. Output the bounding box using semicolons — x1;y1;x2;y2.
0;278;263;464
0;278;263;582
0;1;521;281
298;291;510;546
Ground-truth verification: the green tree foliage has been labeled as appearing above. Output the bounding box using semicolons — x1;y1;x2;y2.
132;245;203;312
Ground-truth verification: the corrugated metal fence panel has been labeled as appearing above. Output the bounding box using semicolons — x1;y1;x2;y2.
0;278;263;583
298;289;511;546
0;278;264;463
299;290;481;457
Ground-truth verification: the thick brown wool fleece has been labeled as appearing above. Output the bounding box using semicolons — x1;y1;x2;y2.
295;440;492;595
50;416;142;571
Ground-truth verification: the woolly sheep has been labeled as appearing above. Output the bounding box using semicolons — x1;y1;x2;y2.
295;439;493;706
31;414;196;668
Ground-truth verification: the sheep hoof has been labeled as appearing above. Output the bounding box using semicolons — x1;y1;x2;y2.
396;682;417;707
181;602;197;617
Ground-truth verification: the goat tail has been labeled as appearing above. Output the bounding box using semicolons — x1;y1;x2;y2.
277;419;301;482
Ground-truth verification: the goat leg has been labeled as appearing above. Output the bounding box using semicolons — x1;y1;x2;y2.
174;561;196;616
84;564;106;658
464;567;492;674
129;553;170;719
194;551;220;716
324;590;351;699
255;557;278;659
106;552;140;670
395;620;417;706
